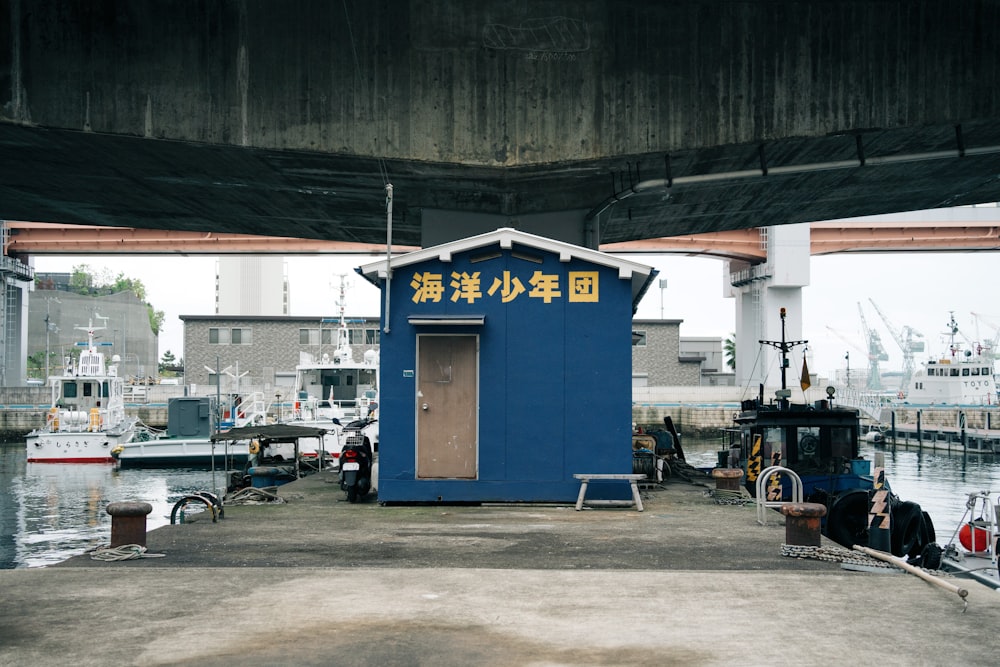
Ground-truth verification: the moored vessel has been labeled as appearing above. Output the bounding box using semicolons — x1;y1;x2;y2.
722;308;936;559
112;394;263;468
26;318;136;463
900;313;997;406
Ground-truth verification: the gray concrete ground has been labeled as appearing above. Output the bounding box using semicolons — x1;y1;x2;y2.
3;470;999;666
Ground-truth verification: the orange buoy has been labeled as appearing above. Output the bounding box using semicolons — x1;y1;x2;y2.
959;522;990;552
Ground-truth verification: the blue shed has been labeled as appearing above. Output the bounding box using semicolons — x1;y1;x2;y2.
357;228;656;503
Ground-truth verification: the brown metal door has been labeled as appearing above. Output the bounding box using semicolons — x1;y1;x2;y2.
416;335;478;479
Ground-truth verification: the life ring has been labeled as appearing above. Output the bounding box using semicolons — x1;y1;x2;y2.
249;439;260;455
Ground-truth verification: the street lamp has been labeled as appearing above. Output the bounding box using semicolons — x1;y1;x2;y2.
659;278;668;319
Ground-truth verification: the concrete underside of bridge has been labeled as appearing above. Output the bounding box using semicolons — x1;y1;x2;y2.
2;1;1000;249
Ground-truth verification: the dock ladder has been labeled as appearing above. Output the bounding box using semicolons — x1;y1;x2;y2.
755;466;803;525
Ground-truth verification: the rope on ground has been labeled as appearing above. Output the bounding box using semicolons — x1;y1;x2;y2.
705;487;754;505
89;544;166;561
669;460;713;484
225;486;285;505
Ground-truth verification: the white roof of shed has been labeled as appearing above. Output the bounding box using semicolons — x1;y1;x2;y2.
356;227;658;310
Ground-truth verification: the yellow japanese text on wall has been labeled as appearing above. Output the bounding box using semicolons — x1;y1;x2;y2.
410;270;600;305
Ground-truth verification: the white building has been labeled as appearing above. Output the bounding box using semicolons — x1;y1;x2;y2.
215;256;289;316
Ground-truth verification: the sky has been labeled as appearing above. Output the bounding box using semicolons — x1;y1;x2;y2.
31;250;999;382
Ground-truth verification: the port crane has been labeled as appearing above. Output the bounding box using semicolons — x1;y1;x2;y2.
868;299;924;392
825;324;881;391
970;311;1000;360
856;302;888;391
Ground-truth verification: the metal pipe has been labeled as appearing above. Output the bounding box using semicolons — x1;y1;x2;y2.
585;144;1000;222
383;184;393;335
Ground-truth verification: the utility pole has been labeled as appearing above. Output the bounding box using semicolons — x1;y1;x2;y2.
44;297;61;380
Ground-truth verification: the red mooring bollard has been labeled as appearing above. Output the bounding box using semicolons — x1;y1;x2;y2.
780;502;827;547
106;501;153;548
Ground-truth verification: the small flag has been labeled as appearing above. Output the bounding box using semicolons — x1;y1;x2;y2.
800;356;811;391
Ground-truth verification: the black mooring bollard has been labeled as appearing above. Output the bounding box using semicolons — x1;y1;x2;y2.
106;501;153;548
780;502;827;547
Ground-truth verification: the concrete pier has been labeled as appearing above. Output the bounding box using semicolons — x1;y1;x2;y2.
3;471;1000;666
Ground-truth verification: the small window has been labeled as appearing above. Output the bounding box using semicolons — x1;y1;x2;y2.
366;328;380;345
209;328;230;345
633;329;647;347
231;328;251;345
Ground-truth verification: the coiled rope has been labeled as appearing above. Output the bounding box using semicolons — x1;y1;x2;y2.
89;544;166;561
226;487;284;505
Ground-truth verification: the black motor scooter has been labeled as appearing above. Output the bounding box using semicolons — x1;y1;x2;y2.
338;436;373;503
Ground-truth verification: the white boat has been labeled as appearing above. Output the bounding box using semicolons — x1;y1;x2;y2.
112;393;266;469
26;318;137;463
899;313;997;406
940;490;1000;591
862;423;887;443
273;311;379;465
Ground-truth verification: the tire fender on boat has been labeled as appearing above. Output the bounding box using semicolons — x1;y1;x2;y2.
825;489;872;549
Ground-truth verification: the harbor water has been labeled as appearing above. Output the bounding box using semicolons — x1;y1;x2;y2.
1;442;233;569
3;437;1000;569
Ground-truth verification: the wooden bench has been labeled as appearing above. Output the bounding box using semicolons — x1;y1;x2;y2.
573;473;646;511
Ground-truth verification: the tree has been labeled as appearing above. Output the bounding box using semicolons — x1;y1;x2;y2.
26;351;49;379
724;334;736;371
60;264;163;334
159;350;183;376
110;272;147;301
69;264;94;294
147;305;165;336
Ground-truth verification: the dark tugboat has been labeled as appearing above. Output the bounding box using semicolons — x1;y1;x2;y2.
722;308;936;562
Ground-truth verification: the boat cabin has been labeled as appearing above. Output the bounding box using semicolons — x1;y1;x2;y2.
724;396;868;497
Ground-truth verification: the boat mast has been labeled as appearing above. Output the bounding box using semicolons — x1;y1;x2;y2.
334;274;353;364
759;308;807;403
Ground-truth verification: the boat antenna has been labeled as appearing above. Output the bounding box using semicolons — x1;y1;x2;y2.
759;307;807;403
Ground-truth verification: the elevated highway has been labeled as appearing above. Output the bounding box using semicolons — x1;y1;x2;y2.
2;1;1000;249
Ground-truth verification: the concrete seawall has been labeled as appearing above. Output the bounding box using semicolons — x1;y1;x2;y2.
632;402;1000;440
0;405;168;441
3;392;996;442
